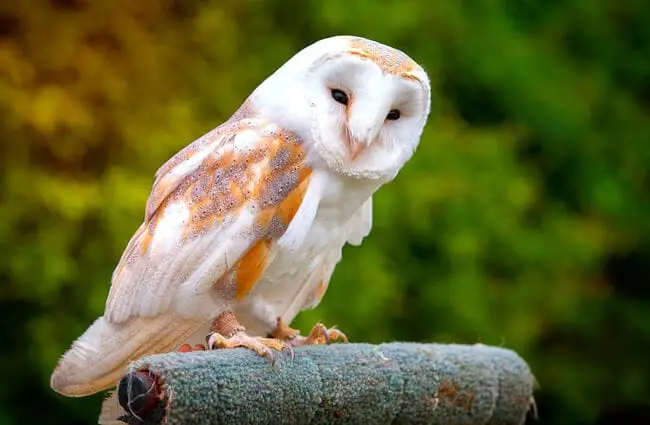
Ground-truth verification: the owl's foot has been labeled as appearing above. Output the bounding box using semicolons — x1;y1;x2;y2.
270;317;300;340
205;310;293;364
206;332;294;364
288;322;348;347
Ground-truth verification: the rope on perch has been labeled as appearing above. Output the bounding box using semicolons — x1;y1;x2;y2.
98;342;536;425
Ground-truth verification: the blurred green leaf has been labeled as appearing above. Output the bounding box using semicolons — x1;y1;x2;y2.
1;1;649;424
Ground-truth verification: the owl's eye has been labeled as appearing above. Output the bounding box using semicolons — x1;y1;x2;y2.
386;109;401;120
331;89;348;105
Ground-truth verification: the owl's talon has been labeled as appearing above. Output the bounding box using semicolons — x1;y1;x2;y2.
283;344;296;360
271;317;301;340
206;331;291;364
289;322;348;347
324;327;348;344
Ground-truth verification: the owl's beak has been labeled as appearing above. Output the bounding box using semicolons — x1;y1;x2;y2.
347;138;365;160
346;126;378;161
346;106;382;160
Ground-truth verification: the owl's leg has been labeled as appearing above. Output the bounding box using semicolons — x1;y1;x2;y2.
205;310;293;363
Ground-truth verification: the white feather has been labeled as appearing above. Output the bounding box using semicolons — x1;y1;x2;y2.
277;170;326;252
150;202;189;255
51;314;205;397
178;208;256;297
233;128;265;152
345;197;373;246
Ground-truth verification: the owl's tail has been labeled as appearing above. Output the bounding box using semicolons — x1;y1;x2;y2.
50;314;206;397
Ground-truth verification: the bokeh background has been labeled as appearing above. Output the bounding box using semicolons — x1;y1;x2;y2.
1;1;649;424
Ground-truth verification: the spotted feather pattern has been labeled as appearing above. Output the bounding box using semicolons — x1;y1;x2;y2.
105;117;312;324
348;37;420;80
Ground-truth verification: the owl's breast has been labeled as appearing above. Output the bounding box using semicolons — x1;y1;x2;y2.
253;203;349;311
235;170;378;334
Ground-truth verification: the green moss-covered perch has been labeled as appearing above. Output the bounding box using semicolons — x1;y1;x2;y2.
98;342;535;425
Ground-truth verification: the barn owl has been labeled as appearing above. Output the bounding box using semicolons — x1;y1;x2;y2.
50;35;431;397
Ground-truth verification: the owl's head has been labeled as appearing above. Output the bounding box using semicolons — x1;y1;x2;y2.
250;35;431;182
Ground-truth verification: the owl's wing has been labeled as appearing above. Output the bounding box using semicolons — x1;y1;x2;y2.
104;119;315;324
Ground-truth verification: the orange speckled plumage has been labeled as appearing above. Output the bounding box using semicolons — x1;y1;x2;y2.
347;37;420;80
112;118;313;305
234;239;272;300
137;125;312;244
276;173;311;225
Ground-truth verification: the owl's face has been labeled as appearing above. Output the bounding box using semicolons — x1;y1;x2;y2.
252;36;431;181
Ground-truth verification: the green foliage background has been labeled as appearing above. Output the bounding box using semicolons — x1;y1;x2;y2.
1;1;649;424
